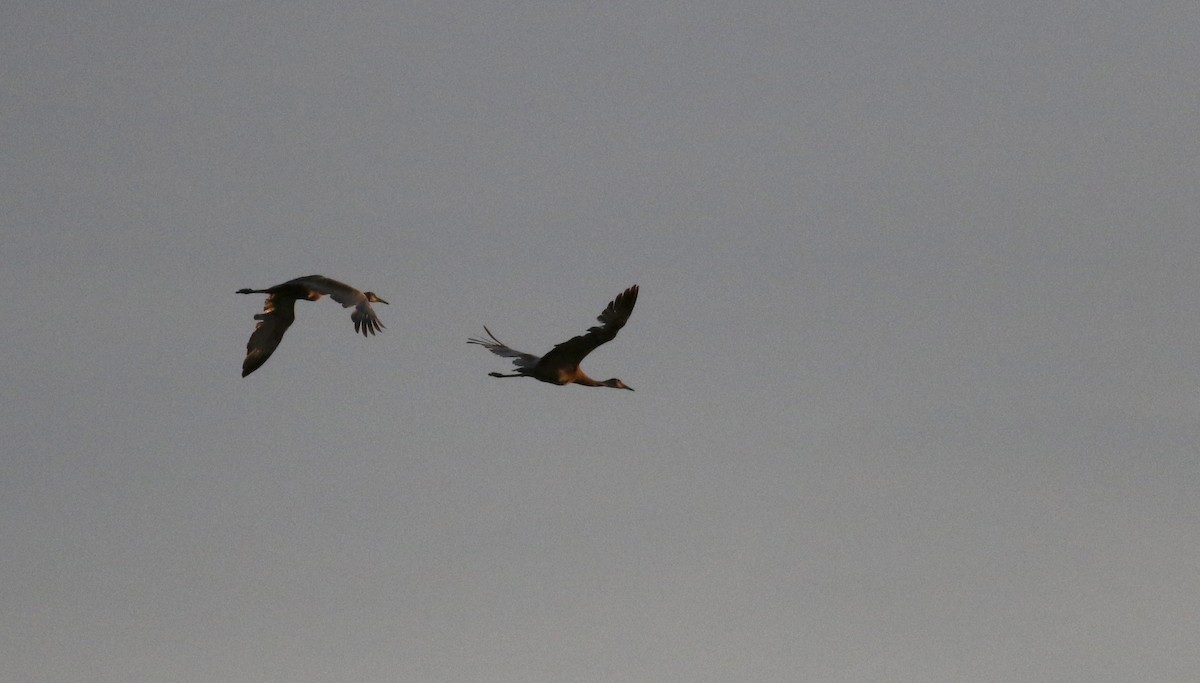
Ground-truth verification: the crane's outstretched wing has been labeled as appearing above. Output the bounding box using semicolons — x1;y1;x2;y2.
342;300;385;336
242;294;298;376
539;285;638;369
285;274;385;336
467;326;541;368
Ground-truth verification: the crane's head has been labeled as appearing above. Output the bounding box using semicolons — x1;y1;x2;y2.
364;292;390;305
604;378;634;391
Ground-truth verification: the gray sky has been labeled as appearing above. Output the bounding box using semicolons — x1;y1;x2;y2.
3;2;1199;681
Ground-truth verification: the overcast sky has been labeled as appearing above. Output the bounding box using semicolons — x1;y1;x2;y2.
3;2;1199;681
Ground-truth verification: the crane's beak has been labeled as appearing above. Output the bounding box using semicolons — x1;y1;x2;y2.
624;385;635;391
378;298;390;305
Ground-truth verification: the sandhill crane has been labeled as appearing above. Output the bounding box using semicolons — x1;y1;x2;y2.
237;275;389;377
468;285;639;390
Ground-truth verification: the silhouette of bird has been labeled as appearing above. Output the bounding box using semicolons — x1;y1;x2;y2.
468;285;639;390
237;275;389;377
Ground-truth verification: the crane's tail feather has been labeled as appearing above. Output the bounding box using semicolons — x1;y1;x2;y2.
468;326;539;368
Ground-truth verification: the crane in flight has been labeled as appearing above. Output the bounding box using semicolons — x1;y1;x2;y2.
237;275;389;377
468;285;639;390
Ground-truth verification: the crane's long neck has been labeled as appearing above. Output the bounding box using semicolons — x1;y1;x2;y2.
570;372;604;387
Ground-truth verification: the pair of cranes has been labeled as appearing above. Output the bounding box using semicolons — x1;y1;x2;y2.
237;275;639;390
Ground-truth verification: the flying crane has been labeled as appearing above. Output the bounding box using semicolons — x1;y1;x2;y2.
237;275;388;377
468;285;639;390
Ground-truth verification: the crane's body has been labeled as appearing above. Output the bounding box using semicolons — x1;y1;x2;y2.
237;275;388;377
468;285;639;390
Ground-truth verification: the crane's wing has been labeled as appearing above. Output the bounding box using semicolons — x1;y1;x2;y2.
242;294;298;376
348;305;385;336
539;285;639;369
467;326;540;368
284;275;384;337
